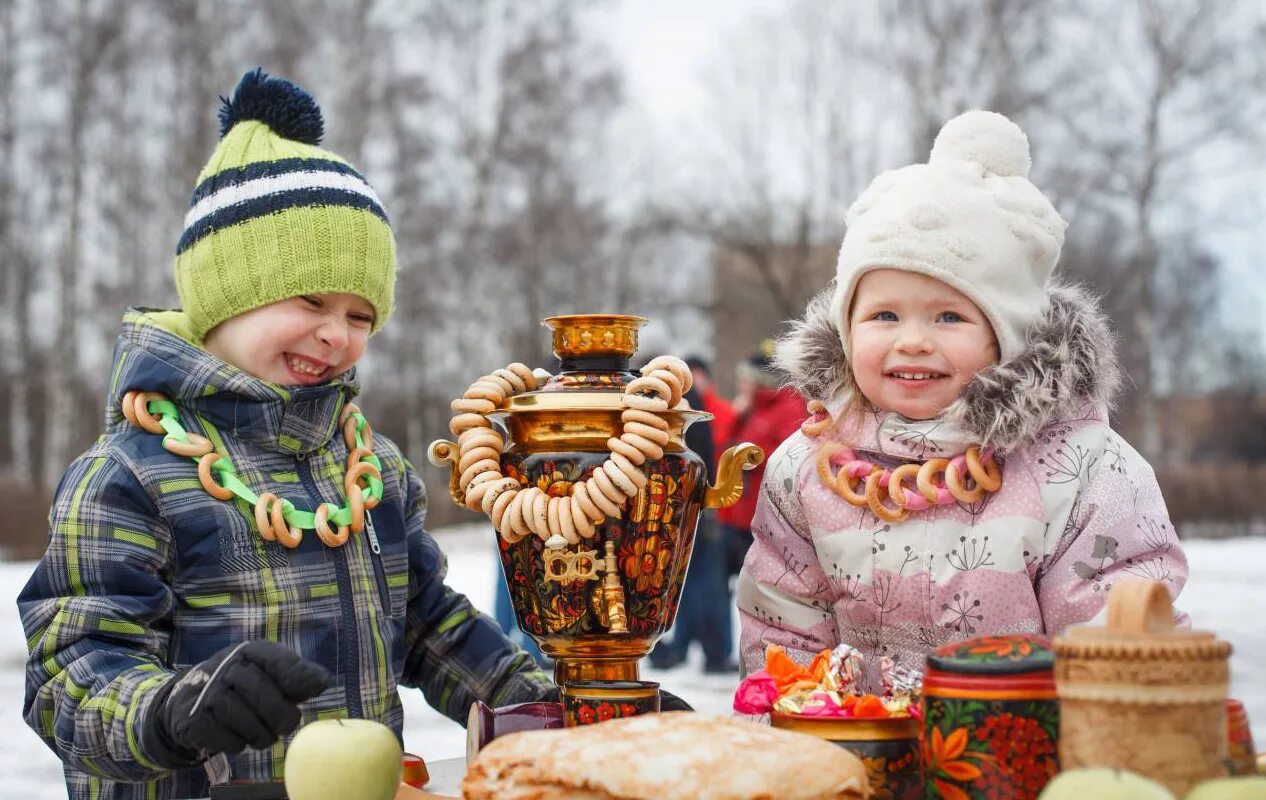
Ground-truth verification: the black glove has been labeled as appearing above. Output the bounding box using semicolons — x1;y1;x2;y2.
142;641;329;765
659;688;693;712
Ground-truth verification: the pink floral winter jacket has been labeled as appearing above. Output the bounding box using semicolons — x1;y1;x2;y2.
737;284;1187;689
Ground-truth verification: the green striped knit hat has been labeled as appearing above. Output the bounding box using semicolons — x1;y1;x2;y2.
176;68;396;343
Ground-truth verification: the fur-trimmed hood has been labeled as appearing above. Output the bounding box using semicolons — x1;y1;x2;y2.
774;281;1122;452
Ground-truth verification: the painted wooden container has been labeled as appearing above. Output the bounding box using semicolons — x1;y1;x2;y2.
922;634;1059;799
1054;579;1232;797
772;713;921;800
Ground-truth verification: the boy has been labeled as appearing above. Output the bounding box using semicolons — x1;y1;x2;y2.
18;69;555;799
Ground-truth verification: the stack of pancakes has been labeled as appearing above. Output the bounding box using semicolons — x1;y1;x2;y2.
463;712;870;799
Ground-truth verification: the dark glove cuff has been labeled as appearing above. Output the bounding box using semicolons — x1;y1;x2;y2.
137;672;203;769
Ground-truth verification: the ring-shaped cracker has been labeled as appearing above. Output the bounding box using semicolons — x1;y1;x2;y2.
620;432;664;461
459;427;503;452
887;464;922;508
121;391;140;427
346;446;374;467
865;471;909;522
348;483;366;533
463;383;504;404
270;499;303;548
458;458;500;491
531;492;551;540
586;476;624;517
339;403;361;426
620;408;669;430
502;489;531;541
198;453;234;501
459;446;502;473
607;436;647;465
945;460;986;504
608;451;648;490
133;392;168;435
481;477;519;517
450;413;491;437
343;414;373;450
568;495;596;539
916;458;951;503
451;397;496;415
590;465;625;503
315;503;350;547
623;421;670;447
255;493;279;541
494;368;527;393
644;369;684;407
491;486;519;529
815;443;846;488
506;362;537;390
965;447;1002;491
643;356;692;393
834;466;873;507
572;481;604;524
345;461;382;495
163;432;214;458
546;497;563;539
621;393;669;412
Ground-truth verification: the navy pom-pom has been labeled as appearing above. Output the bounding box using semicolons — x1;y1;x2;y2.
218;67;324;145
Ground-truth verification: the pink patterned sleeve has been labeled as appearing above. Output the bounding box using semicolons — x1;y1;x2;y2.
736;459;840;675
1036;435;1189;635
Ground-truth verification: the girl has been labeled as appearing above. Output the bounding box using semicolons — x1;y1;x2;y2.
736;110;1186;688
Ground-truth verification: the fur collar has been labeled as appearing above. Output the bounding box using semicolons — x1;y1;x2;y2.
773;281;1122;452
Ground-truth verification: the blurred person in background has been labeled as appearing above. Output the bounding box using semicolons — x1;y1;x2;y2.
718;343;808;581
685;356;736;457
649;384;737;673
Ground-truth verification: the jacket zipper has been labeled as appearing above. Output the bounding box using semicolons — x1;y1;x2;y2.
296;453;364;719
364;513;392;615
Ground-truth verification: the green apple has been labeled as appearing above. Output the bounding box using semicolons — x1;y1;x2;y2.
1039;768;1176;800
1185;777;1266;799
284;718;403;800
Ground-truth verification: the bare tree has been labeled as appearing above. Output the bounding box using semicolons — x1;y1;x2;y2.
1050;0;1266;456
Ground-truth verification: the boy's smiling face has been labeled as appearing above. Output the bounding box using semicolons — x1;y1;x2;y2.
203;293;375;386
848;269;997;420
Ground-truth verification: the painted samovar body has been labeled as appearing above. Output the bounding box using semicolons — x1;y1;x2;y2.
429;315;762;685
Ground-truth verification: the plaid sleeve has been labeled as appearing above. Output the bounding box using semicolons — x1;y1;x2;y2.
397;463;553;723
18;453;180;781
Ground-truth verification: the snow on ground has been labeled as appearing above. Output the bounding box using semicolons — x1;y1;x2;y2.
2;530;1263;799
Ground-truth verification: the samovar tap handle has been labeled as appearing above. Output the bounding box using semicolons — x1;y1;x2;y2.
427;439;466;508
704;442;765;509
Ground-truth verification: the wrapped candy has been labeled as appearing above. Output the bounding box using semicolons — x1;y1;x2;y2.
824;644;865;694
879;656;923;699
737;643;923;720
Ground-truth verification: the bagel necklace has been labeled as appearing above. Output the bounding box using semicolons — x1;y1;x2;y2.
447;356;692;548
801;399;1004;522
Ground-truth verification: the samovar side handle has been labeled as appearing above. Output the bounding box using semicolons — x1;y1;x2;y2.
704;442;765;509
427;439;466;508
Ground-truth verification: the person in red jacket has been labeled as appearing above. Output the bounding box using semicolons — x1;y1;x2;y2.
718;346;808;578
686;356;736;453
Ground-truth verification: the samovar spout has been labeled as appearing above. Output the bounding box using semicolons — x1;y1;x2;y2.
704;442;765;509
427;439;466;508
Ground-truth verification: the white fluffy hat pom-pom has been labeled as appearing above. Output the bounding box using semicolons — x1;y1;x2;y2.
930;110;1031;178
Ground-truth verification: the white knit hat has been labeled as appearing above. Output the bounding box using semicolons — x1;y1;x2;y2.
830;110;1068;363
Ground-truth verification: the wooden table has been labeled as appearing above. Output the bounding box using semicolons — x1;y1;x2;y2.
394;757;465;799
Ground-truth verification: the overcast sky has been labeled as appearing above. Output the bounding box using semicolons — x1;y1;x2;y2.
599;0;1266;347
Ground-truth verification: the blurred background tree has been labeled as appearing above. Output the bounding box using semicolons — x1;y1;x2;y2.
1;0;1263;551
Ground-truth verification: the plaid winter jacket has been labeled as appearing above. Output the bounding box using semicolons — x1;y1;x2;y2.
19;309;552;799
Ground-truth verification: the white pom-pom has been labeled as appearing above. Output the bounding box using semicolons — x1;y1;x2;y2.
930;110;1031;178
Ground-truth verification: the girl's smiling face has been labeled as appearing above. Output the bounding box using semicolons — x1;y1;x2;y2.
203;293;375;386
848;269;998;420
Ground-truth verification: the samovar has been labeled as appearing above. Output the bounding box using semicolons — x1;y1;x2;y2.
429;314;763;686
